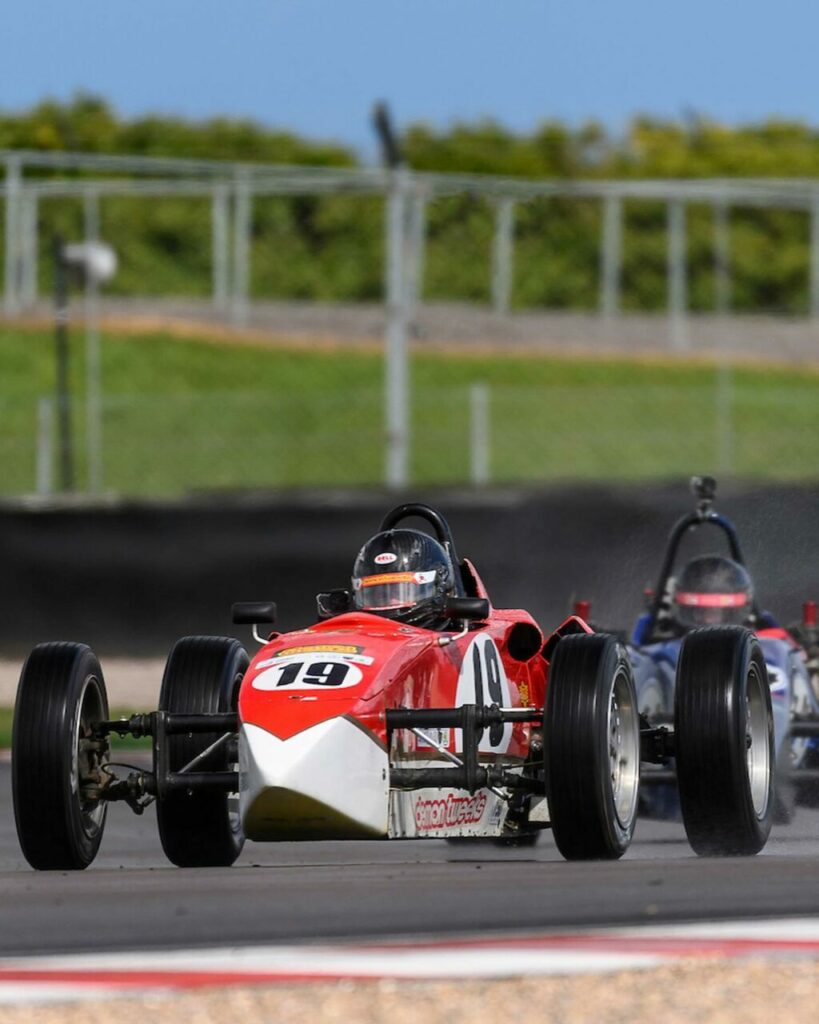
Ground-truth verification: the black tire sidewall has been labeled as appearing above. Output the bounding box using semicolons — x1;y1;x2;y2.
155;636;248;867
12;643;109;870
545;634;640;860
675;626;774;855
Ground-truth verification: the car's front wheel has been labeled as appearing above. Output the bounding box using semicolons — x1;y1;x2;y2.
13;643;110;870
156;636;249;867
544;633;640;860
675;626;773;856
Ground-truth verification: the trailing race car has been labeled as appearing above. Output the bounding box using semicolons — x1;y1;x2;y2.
612;477;819;822
12;502;775;870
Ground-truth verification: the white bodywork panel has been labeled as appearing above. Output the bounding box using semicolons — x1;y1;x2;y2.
240;719;390;840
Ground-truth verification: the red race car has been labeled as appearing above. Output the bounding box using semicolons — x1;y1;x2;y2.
12;502;773;869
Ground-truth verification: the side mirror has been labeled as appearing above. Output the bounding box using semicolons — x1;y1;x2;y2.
316;589;353;619
445;596;490;620
232;601;277;626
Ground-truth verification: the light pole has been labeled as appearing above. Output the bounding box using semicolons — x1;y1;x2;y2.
53;236;74;492
373;102;411;489
52;238;118;494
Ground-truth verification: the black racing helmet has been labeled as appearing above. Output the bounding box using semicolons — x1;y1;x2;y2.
352;528;455;627
673;555;754;629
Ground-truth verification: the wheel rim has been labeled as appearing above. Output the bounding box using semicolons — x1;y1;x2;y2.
746;663;771;819
608;667;640;827
72;676;109;838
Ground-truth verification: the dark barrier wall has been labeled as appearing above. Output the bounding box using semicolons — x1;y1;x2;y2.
2;482;819;657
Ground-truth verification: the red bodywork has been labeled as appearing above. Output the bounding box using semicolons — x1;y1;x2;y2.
239;560;590;762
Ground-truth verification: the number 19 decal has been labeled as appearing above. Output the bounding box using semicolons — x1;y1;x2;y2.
252;654;363;691
454;635;513;752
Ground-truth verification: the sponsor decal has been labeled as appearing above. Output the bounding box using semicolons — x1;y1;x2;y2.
415;728;451;750
272;644;364;658
415;791;488;831
374;552;398;565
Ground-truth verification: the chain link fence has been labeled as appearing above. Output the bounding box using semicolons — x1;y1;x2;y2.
4;372;817;497
3;150;819;497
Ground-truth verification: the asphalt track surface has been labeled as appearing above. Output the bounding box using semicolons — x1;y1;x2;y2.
3;763;819;958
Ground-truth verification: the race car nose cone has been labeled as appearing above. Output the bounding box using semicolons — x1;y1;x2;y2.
239;718;389;840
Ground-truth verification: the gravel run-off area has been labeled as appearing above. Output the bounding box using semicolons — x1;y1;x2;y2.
3;960;819;1024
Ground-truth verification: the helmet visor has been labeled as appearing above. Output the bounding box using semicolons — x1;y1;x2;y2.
353;570;438;612
674;590;751;627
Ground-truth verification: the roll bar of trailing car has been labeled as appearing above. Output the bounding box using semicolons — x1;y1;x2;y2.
379;502;467;597
646;476;759;635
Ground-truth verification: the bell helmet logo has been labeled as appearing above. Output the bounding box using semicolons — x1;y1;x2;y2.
375;553;398;565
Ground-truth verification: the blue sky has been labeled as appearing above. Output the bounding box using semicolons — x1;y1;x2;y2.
2;0;818;156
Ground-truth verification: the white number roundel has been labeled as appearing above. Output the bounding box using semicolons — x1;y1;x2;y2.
252;654;363;691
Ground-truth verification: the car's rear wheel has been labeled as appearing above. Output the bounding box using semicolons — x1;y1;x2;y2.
544;633;640;860
772;733;796;825
156;636;249;867
13;643;110;870
675;626;773;856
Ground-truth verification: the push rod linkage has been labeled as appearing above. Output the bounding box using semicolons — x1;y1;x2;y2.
386;705;542;731
640;722;675;764
390;765;538;792
386;703;543;795
95;711;239;739
93;710;242;812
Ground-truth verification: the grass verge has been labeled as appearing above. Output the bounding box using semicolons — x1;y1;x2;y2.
3;322;819;494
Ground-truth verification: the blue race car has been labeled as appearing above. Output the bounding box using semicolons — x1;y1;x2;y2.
625;477;819;822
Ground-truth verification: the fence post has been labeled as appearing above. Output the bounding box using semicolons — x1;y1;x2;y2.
491;198;515;315
19;189;39;308
3;155;22;315
83;188;104;494
811;194;819;320
36;396;54;496
232;169;252;328
212;185;230;312
384;167;411;489
405;186;427;308
713;200;731;315
667;199;688;350
599;193;622;317
469;383;490;486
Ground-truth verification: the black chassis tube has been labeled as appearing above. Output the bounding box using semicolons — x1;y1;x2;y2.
94;711;240;802
386;703;543;795
789;721;819;737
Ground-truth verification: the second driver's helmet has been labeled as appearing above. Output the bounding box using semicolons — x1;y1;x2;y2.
352;528;455;628
673;555;754;629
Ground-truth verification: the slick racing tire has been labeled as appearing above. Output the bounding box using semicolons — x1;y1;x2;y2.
544;633;640;860
12;643;110;870
156;636;249;867
675;627;774;856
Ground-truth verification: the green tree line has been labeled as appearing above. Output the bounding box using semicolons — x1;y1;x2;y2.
4;96;819;312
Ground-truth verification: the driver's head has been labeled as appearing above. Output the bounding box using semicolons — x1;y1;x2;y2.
352;528;455;627
673;555;753;628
